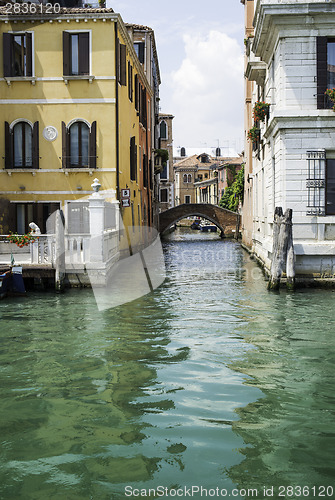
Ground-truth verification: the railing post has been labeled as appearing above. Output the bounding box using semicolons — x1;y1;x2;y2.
89;179;104;263
55;210;65;291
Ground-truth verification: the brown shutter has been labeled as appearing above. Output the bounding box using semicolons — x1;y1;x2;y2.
26;32;33;77
116;37;120;83
134;74;139;111
62;121;69;168
3;33;12;77
89;121;97;169
138;42;145;64
32;121;39;169
317;36;327;109
5;121;12;169
130;136;136;181
63;31;70;76
78;32;89;75
120;43;126;86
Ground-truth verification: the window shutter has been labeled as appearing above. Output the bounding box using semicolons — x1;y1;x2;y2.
138;42;145;64
116;37;120;83
3;33;12;77
62;121;69;168
78;32;89;75
120;43;126;86
130;136;136;181
5;121;12;169
26;32;33;77
32;121;39;169
134;74;139;111
89;121;97;169
63;31;70;76
317;36;327;109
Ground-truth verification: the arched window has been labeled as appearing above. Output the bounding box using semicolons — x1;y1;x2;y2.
181;147;186;157
187;174;192;183
69;121;89;167
62;120;96;169
160;120;167;140
183;174;188;183
13;121;33;168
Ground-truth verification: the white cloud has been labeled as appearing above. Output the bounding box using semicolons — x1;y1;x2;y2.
169;30;244;151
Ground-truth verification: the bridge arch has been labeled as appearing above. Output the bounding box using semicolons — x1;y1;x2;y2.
159;203;240;237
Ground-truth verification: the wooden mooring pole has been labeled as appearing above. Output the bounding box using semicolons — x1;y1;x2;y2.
268;207;295;291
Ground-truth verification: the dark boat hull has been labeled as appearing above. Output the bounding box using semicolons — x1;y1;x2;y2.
0;269;26;299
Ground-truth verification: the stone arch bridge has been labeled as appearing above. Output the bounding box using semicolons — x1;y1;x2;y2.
159;203;240;237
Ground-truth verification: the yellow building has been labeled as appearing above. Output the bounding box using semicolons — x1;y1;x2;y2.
0;5;160;239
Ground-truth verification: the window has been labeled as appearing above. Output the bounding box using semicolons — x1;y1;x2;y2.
183;174;187;183
63;32;89;76
161;161;168;180
134;42;145;64
188;174;192;183
160;188;168;203
14;202;60;234
160;120;167;140
130;136;137;181
185;195;191;204
5;120;39;169
317;37;335;109
3;32;33;77
205;173;208;179
62;120;96;169
117;39;126;86
326;159;335;215
181;147;186;157
128;62;133;101
134;74;139;111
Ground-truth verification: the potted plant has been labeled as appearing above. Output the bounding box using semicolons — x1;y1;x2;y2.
253;101;270;122
247;126;260;144
325;88;335;110
7;231;39;248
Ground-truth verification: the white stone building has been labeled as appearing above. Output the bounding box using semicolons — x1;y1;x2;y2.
243;0;335;279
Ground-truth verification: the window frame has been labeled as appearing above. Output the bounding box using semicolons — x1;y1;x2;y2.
159;120;168;140
326;157;335;215
5;119;39;169
3;31;34;79
160;188;168;203
316;36;335;110
62;119;97;169
63;30;91;78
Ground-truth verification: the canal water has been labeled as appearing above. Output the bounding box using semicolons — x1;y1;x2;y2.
0;228;334;500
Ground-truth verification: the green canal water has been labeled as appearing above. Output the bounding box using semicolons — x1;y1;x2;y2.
0;228;334;500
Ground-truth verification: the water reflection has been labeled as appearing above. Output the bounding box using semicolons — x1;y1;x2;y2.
0;228;333;500
228;288;335;492
0;292;184;499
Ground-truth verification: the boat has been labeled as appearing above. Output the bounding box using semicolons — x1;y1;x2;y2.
200;223;217;233
0;267;26;299
191;219;201;230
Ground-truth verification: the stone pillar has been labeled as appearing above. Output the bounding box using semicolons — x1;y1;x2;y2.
89;178;104;263
55;209;65;291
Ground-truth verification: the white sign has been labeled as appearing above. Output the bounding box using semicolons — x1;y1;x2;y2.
121;189;130;198
122;198;130;207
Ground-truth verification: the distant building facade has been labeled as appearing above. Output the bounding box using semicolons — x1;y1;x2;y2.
157;113;174;212
174;152;240;206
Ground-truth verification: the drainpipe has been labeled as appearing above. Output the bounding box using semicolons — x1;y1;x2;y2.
115;22;120;201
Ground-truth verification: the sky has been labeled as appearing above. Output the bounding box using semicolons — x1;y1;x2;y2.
107;0;245;156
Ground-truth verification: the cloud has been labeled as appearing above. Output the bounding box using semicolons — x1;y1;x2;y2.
169;30;244;150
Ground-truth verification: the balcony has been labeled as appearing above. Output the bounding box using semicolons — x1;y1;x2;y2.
245;50;267;85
